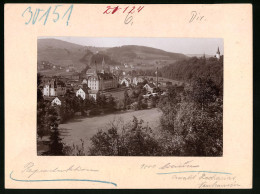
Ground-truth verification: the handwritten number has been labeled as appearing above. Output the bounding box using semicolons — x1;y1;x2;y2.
32;9;43;25
22;5;73;26
62;4;74;26
53;5;62;22
124;13;133;25
39;6;51;25
22;7;33;25
137;6;144;13
128;6;135;14
123;6;129;13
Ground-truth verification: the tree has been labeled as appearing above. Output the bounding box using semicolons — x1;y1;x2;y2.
96;94;107;109
39;106;64;156
72;96;81;112
137;94;143;110
49;126;64;156
107;95;116;111
191;77;220;110
157;76;223;156
37;73;43;102
37;73;45;138
173;102;223;156
123;90;131;109
37;100;47;139
89;117;161;156
151;96;159;108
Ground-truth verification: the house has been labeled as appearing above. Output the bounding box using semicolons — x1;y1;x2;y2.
143;83;156;93
132;77;144;85
81;79;88;85
88;90;99;100
43;79;66;97
51;97;65;106
76;87;89;100
120;77;131;87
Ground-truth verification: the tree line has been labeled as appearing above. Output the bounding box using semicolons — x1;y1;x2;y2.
87;76;223;156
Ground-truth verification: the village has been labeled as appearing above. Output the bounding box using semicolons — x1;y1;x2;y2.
37;38;223;157
39;57;184;111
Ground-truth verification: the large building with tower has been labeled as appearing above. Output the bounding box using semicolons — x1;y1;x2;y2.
86;57;118;91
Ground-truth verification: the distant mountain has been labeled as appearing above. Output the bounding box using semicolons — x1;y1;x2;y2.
37;39;189;72
38;39;86;69
104;45;187;63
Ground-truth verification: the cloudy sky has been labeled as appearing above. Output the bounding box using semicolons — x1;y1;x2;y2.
39;37;223;55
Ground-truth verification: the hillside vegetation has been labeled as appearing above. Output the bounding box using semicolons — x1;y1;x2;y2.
159;56;223;89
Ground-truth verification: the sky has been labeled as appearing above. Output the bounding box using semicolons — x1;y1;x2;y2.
39;37;223;55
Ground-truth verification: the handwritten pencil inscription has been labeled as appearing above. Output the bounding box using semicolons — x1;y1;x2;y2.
21;162;99;178
189;11;206;23
140;160;240;188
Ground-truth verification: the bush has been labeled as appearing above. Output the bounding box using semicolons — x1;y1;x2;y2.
89;109;102;116
89;117;162;156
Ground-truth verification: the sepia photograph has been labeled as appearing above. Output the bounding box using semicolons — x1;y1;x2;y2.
37;37;223;156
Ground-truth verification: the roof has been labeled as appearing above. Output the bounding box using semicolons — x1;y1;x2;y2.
97;73;114;80
147;83;156;88
122;77;131;82
217;47;220;54
86;69;97;75
82;87;89;94
55;96;65;101
82;79;88;84
43;96;56;101
53;96;66;104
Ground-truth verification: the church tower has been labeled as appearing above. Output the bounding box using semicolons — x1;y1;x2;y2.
216;47;220;60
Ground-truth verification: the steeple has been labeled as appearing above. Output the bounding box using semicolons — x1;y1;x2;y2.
216;46;220;60
217;47;220;54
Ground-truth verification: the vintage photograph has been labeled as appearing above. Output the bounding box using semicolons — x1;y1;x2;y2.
37;37;223;156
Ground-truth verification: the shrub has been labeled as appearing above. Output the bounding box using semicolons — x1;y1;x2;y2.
89;117;162;156
89;108;102;116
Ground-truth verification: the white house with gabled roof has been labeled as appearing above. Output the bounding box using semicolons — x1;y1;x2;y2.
76;87;88;100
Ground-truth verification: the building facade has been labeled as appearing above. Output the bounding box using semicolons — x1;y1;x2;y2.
43;79;66;97
144;83;156;93
86;58;117;92
76;87;88;100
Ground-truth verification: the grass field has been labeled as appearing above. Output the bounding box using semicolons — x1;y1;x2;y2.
59;108;162;151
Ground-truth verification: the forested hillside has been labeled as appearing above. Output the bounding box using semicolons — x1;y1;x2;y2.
159;56;223;89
